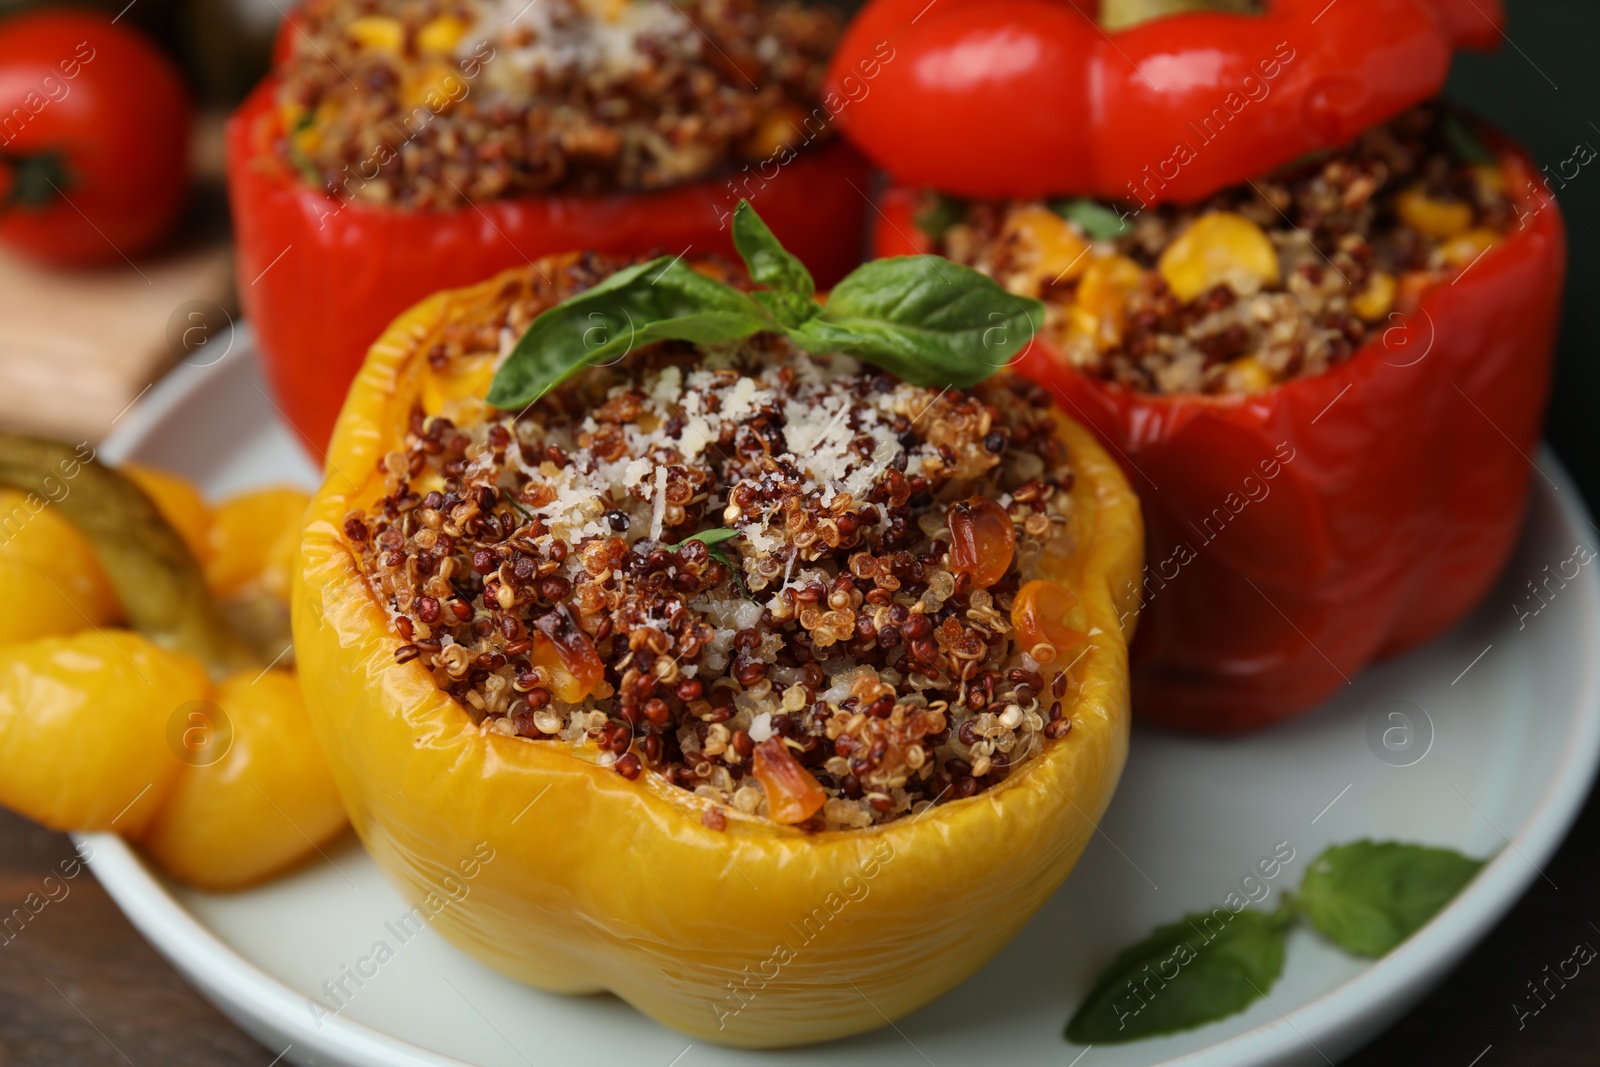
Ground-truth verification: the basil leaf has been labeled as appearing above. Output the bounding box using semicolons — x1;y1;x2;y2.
669;529;741;550
1297;841;1484;957
913;192;967;241
1067;909;1288;1044
1051;197;1130;241
796;256;1044;387
1442;113;1497;166
668;529;751;599
733;201;814;307
754;289;821;330
486;257;773;408
487;202;1042;407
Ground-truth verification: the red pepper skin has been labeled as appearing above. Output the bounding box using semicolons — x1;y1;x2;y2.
226;79;871;451
872;142;1565;732
828;0;1501;203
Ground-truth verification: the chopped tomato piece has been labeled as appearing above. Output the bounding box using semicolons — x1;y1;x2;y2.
1012;579;1087;666
533;610;604;703
752;739;827;824
947;496;1015;589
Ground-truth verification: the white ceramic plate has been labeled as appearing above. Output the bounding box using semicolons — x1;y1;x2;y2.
81;333;1600;1067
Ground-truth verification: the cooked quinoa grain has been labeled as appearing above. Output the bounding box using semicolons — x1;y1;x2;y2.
928;107;1518;395
351;256;1091;831
278;0;839;208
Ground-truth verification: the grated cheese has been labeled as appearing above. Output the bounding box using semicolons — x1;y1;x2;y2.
649;464;668;541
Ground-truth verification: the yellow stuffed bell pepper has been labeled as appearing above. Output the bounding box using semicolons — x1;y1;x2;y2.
0;437;346;889
294;240;1143;1047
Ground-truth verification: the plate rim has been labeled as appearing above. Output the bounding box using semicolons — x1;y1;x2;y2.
80;344;1600;1067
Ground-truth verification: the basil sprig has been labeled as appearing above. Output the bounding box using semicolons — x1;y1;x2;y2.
485;201;1043;409
1295;840;1484;957
1067;908;1290;1044
914;192;968;241
669;528;741;568
1066;839;1485;1044
667;528;753;600
1051;197;1130;241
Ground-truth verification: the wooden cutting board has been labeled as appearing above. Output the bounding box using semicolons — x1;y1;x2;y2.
0;112;236;446
0;236;235;444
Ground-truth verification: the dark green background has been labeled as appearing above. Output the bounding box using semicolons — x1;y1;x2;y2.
1351;10;1600;1066
1448;1;1598;502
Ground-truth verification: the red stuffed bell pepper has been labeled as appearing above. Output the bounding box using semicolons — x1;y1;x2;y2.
833;1;1567;732
229;0;870;452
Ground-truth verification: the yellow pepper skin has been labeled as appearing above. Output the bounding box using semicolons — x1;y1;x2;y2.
0;489;120;643
140;669;347;890
0;630;208;835
294;265;1144;1047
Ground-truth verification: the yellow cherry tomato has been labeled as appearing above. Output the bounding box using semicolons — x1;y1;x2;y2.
123;464;214;568
140;669;347;890
205;487;312;601
0;489;120;643
0;630;207;834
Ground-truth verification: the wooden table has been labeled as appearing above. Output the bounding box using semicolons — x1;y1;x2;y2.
0;810;266;1066
2;779;1598;1065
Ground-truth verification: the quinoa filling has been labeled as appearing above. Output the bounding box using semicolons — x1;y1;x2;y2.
347;268;1086;831
277;0;838;208
925;106;1518;395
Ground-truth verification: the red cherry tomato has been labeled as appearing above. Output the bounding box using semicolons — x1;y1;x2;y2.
0;10;191;267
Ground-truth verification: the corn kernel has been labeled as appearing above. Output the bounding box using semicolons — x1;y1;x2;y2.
1225;356;1274;394
403;62;468;110
1440;228;1500;268
1473;163;1507;198
1396;186;1474;238
1004;205;1092;291
1351;271;1397;321
575;0;629;19
1069;254;1144;350
1157;212;1279;302
740;105;806;160
1064;303;1100;348
346;16;404;54
417;15;468;54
